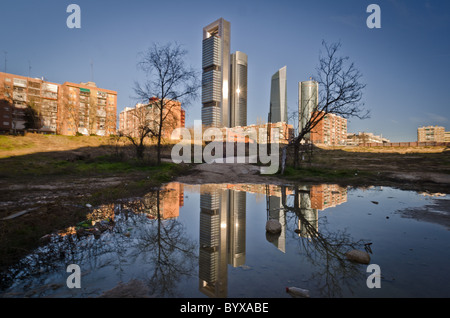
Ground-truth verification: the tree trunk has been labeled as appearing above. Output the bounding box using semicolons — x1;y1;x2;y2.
137;143;145;159
294;141;300;169
157;101;163;165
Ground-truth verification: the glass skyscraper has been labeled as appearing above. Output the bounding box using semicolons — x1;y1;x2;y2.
298;80;319;137
230;51;248;127
202;18;247;128
269;66;287;123
201;18;230;128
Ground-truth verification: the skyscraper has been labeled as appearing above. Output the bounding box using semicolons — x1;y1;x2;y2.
230;51;247;127
268;66;287;123
298;80;318;136
202;18;230;128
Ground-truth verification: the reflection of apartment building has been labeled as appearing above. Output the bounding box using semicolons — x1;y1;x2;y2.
310;111;347;146
310;184;347;210
159;182;184;219
347;132;390;146
0;71;117;135
417;126;446;142
140;182;184;219
119;97;185;139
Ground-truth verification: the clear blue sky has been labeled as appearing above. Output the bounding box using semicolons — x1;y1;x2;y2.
1;0;449;141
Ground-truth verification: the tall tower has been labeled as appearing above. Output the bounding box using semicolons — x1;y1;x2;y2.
202;18;231;128
298;80;319;137
230;51;248;127
268;66;287;123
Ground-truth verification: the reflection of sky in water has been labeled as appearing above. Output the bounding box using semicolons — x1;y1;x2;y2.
1;184;449;298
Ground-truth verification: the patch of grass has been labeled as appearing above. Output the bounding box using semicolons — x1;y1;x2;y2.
281;165;375;183
0;135;35;152
83;162;189;206
0;153;180;179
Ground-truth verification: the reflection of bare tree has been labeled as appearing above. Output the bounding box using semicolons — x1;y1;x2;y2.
134;189;197;297
0;187;197;297
281;186;368;297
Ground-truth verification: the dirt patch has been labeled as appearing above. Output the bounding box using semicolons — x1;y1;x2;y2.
175;162;284;185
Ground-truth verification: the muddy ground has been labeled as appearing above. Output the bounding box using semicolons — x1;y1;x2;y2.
1;140;450;277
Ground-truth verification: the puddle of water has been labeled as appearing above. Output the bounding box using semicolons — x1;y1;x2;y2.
1;182;449;298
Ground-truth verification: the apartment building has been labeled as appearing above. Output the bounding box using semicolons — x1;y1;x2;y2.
119;97;185;140
310;111;347;145
0;71;117;135
0;72;59;133
59;81;117;136
417;125;445;142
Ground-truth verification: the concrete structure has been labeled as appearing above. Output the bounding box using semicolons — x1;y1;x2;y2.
347;132;390;146
230;51;247;127
298;80;318;137
0;71;117;135
118;97;185;140
417;125;445;142
268;66;287;124
202;18;231;128
310;111;347;145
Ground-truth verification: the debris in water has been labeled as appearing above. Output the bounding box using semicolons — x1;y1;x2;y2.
286;286;310;298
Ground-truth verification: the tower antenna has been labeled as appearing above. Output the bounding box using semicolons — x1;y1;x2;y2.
90;59;94;82
3;51;7;72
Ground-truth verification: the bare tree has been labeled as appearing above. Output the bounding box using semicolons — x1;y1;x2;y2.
87;93;98;135
133;42;199;164
23;98;42;131
283;41;369;171
120;104;157;159
280;186;370;297
60;86;81;135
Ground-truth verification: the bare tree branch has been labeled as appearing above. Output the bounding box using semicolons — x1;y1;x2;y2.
126;42;199;163
283;41;369;170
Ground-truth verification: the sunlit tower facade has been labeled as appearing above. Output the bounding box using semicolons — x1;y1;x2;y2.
230;51;247;127
298;80;318;138
268;66;287;123
202;18;231;128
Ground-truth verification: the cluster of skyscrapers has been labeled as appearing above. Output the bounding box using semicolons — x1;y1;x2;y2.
201;18;248;128
201;18;345;145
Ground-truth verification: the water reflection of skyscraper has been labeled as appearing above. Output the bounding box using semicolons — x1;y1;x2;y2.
198;186;246;298
196;183;347;298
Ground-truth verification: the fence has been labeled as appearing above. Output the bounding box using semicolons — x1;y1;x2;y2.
358;141;450;147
